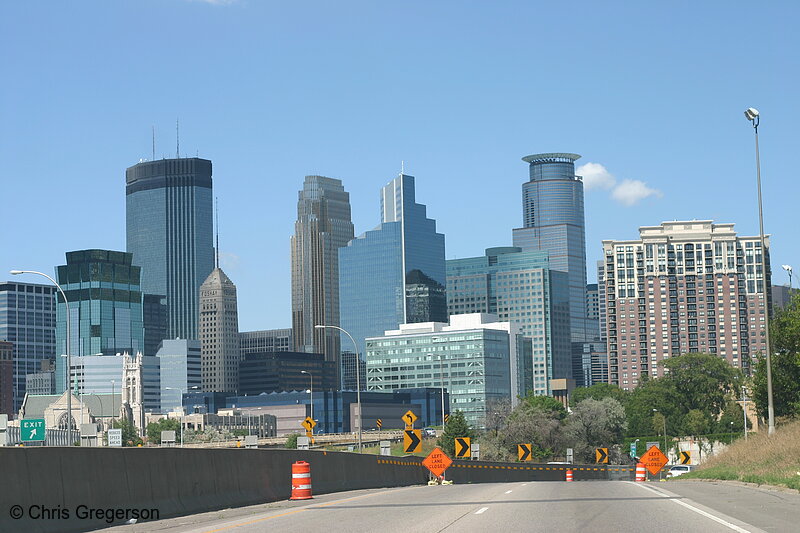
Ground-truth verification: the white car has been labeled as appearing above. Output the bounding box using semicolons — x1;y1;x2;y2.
666;465;693;478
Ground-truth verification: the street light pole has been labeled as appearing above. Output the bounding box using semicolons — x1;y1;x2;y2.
745;107;775;436
301;370;314;436
315;324;361;452
742;386;748;441
653;408;667;454
11;270;73;441
165;387;184;447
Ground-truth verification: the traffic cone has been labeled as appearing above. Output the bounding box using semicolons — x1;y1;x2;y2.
635;462;647;482
290;461;313;500
566;469;573;482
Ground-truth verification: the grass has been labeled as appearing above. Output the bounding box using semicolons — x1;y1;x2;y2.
680;418;800;490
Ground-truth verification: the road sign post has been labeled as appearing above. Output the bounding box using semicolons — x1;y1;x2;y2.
297;436;310;450
566;447;574;464
642;445;669;475
595;447;609;464
403;429;421;453
454;437;471;458
630;441;637;458
21;419;46;442
679;450;691;465
107;428;122;447
402;410;417;430
422;447;453;480
518;443;532;461
376;419;382;430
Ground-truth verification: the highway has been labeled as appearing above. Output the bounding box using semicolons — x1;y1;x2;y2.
101;480;800;533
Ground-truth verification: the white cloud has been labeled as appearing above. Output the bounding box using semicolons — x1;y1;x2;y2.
577;162;616;191
611;179;663;206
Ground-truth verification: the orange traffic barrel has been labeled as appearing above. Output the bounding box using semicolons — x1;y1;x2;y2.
635;462;647;482
566;469;573;482
290;461;313;500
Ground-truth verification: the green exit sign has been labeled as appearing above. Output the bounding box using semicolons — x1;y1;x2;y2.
21;418;46;441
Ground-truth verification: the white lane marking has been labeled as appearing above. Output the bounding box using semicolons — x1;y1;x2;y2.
505;490;513;494
627;482;754;533
475;507;489;515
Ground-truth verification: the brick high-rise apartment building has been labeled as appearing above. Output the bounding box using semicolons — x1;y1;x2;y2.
602;221;769;390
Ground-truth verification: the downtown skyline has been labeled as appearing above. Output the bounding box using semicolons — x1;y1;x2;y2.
2;1;797;332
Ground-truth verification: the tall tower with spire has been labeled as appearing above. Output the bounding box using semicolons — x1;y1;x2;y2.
198;210;240;393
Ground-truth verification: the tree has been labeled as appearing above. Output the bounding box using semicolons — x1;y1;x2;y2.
661;353;740;417
146;418;181;444
753;295;800;419
684;409;709;438
651;411;666;437
519;393;567;420
284;433;300;449
716;400;747;433
436;410;476;457
111;418;143;447
571;383;628;408
565;398;627;462
624;378;678;437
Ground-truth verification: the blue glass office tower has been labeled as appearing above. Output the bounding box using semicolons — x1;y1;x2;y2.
512;153;590;386
54;250;145;393
447;247;571;395
126;158;214;341
0;281;56;410
339;174;446;378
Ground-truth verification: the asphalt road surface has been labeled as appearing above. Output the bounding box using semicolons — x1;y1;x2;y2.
101;480;800;533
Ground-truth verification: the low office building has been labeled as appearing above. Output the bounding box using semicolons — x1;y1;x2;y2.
239;351;337;396
18;391;121;432
366;313;528;428
228;388;444;436
70;353;160;414
180;409;277;439
239;329;293;354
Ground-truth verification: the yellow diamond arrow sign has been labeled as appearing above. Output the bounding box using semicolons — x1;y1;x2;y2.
301;416;316;431
455;437;471;458
402;410;418;428
404;429;421;453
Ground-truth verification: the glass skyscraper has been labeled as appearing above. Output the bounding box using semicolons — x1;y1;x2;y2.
0;281;56;410
126;158;214;341
54;250;145;393
512;153;590;385
447;247;571;395
291;176;354;368
339;173;446;375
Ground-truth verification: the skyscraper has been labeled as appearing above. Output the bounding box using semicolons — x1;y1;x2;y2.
512;153;589;385
126;157;214;341
0;281;56;410
602;221;770;389
199;267;240;393
54;250;146;393
291;176;354;369
339;173;446;371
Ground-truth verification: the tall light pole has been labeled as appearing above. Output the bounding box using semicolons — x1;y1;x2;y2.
315;324;361;452
653;408;667;453
745;107;775;436
11;270;73;441
782;264;793;290
742;385;748;441
301;370;314;435
165;387;185;447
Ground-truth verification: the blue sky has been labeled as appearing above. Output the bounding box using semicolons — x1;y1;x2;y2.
2;1;797;331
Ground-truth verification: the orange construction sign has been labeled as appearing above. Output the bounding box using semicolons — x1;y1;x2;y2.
422;447;453;477
641;445;669;475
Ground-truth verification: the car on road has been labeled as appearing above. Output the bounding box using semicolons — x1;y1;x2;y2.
422;427;437;438
666;465;694;478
